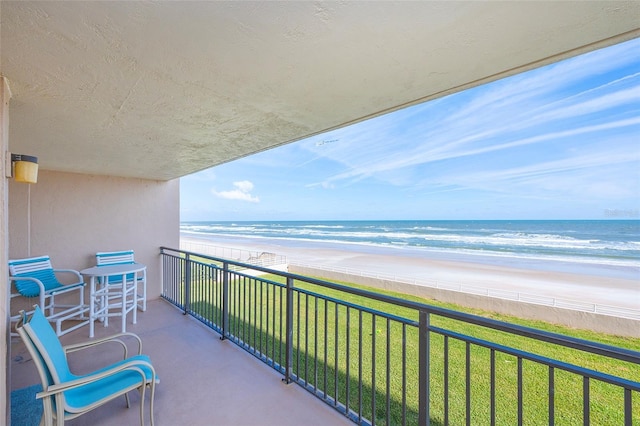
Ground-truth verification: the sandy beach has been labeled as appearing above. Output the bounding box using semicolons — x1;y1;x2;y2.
180;234;640;311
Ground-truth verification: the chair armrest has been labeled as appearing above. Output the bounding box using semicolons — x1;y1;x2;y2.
64;332;143;357
9;277;46;307
36;358;155;398
52;268;83;283
9;276;46;292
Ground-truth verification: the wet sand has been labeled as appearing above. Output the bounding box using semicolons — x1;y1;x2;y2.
180;234;640;311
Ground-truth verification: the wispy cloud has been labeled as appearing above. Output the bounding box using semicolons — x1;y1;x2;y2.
311;115;639;190
415;137;639;200
300;39;640;191
212;180;260;203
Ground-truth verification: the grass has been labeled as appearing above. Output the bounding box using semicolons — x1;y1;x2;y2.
290;276;639;425
176;261;640;425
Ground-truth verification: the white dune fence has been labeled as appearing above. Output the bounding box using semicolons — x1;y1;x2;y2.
288;261;640;321
288;262;640;338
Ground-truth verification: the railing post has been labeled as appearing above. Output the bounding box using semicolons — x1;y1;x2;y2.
283;276;294;384
160;249;165;298
419;310;430;426
221;261;229;340
184;253;191;315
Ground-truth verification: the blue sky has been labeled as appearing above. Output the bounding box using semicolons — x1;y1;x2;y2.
181;38;640;222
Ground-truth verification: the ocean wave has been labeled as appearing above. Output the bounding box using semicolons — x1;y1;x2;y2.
180;221;640;264
182;225;259;233
180;230;640;268
181;226;638;252
407;226;453;232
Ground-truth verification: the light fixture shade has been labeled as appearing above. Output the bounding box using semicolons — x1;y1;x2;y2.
12;154;38;184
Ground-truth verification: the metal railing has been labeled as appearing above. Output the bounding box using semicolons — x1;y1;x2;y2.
160;247;640;426
290;261;640;320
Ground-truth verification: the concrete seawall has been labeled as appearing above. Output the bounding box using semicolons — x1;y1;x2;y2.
289;264;640;338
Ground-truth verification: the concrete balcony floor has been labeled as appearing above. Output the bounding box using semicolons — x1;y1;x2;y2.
10;299;353;426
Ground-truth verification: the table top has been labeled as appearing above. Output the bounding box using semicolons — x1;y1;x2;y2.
80;262;146;276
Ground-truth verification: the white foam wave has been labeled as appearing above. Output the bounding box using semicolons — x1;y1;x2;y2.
181;224;639;253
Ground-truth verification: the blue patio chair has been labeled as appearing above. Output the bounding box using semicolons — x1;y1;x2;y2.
96;250;147;312
15;306;158;426
9;256;90;336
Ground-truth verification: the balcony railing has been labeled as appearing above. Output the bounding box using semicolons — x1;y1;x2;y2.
160;247;640;426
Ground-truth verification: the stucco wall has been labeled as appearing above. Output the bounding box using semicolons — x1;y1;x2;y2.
289;265;640;338
8;170;180;307
1;77;11;426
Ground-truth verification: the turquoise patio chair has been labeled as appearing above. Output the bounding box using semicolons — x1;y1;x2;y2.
9;255;89;336
15;306;158;426
96;250;147;311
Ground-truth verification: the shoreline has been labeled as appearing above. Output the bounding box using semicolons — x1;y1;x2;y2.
180;233;640;311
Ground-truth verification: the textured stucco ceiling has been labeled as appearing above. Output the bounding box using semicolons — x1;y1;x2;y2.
1;1;639;181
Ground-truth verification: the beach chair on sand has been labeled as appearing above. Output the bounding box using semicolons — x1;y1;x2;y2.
9;255;89;336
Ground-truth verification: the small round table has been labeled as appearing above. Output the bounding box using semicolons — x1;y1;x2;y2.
81;263;146;338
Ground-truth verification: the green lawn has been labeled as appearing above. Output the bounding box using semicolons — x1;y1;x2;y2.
181;265;640;425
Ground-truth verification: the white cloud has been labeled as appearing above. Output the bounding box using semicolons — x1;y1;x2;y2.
212;180;260;203
417;143;640;200
233;180;254;193
531;85;640;123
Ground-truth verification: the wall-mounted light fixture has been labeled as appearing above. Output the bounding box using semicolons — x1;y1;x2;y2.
7;153;39;184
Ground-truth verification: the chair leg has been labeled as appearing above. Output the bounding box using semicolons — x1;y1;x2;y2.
141;277;147;311
55;394;65;426
79;286;87;318
132;278;137;326
39;293;46;317
41;397;53;426
138;384;146;426
136;276;147;312
149;380;156;426
48;294;55;317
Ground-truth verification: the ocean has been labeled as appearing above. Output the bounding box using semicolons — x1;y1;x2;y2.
180;220;640;272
